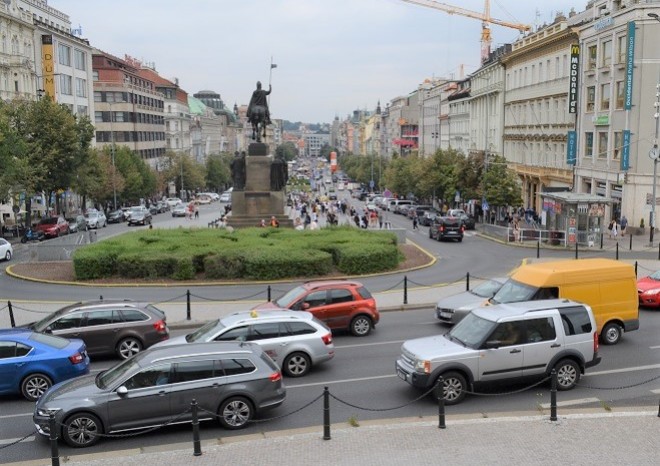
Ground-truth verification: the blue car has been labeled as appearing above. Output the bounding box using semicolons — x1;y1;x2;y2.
0;329;90;401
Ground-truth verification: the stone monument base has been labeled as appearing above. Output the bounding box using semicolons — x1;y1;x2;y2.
228;190;293;228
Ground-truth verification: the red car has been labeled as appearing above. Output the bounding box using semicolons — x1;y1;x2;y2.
35;216;69;238
254;280;379;336
637;270;660;307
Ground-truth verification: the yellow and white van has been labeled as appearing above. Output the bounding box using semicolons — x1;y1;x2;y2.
490;258;639;345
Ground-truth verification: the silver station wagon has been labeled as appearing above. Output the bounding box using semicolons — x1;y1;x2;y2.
34;341;286;447
155;309;335;377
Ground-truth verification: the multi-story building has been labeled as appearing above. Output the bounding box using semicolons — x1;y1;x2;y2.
1;1;36;102
302;131;330;158
571;0;660;229
188;95;223;162
501;18;577;212
471;49;507;167
418;78;443;157
92;51;165;166
194;90;242;154
447;78;471;155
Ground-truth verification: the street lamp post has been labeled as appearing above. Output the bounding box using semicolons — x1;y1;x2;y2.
109;102;117;211
648;13;660;244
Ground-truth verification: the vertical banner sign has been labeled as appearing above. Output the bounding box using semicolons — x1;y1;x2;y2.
568;44;580;113
621;129;631;171
624;21;635;110
566;131;577;165
41;35;55;97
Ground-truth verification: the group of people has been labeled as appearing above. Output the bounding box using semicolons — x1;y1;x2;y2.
184;201;199;220
608;215;628;239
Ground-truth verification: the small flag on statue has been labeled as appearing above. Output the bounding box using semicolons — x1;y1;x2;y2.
271;63;278;69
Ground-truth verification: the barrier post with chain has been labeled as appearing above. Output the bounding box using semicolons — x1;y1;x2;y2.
186;290;191;321
267;285;271;302
8;300;15;328
323;386;331;440
437;377;446;429
550;370;558;422
403;276;408;305
465;273;470;291
191;399;202;456
49;413;60;466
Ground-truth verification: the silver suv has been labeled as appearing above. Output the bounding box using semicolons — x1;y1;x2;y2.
34;341;286;447
155;309;335;377
396;299;601;404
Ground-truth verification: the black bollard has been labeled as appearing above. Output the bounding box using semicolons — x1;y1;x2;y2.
616;242;619;260
550;369;558;422
437;377;446;429
191;399;202;456
635;261;638;276
323;386;331;440
99;295;103;300
49;413;60;466
575;240;578;259
186;289;191;321
8;300;15;328
403;276;408;305
600;232;604;249
537;240;540;259
465;272;470;291
629;234;633;250
267;285;272;302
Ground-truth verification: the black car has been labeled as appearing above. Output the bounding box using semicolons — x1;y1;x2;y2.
26;300;169;359
107;209;124;224
429;216;464;242
419;210;438;227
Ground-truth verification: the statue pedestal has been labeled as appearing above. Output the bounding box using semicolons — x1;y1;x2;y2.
227;145;292;228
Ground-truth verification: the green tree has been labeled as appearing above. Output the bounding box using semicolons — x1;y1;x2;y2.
205;153;231;192
483;154;522;208
275;141;298;162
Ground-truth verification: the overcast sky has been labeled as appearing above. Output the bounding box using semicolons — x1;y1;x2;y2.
52;0;584;123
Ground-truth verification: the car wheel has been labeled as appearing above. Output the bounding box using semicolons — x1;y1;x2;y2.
553;359;580;390
601;322;622;345
283;352;311;377
4;251;11;261
350;315;373;336
116;337;143;359
457;238;463;242
62;412;102;448
21;237;27;244
434;371;467;405
21;373;52;401
218;396;253;430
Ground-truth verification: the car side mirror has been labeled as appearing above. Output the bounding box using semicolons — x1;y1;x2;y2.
302;302;310;310
117;386;128;396
44;326;53;334
484;340;502;349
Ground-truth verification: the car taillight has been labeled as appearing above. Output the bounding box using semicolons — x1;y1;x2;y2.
153;320;167;333
322;333;333;345
69;352;84;364
439;225;445;232
269;371;282;382
460;225;465;232
593;331;599;353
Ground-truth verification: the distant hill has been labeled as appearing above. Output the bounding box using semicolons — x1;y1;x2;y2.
282;121;327;132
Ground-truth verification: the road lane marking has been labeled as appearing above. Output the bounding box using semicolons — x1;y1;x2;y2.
0;436;35;446
649;346;660;349
584;364;660;377
335;340;406;349
0;412;32;420
540;397;601;409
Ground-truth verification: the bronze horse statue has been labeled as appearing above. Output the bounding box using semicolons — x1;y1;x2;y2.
248;105;267;143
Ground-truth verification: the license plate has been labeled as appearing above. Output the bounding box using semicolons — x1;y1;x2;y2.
397;369;407;382
440;312;452;318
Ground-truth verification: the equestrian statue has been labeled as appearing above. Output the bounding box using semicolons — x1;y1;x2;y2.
247;81;272;143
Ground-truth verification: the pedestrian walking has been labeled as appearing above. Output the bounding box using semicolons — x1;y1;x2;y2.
412;215;418;230
620;215;628;237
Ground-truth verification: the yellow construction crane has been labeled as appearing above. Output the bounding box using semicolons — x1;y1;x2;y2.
400;0;531;63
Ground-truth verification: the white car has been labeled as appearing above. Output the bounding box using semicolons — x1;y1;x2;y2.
166;197;182;208
0;238;13;261
85;209;107;229
219;191;232;203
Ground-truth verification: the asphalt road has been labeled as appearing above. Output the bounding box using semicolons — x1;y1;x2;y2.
1;198;659;463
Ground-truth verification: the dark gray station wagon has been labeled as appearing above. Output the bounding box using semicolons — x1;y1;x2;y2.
34;341;286;447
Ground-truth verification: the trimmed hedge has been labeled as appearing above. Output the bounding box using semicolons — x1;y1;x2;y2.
72;226;402;281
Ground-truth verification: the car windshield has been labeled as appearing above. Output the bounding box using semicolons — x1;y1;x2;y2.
97;357;140;389
648;270;660;281
186;319;223;342
490;279;538;304
470;279;504;298
275;285;305;308
29;332;69;349
31;308;66;332
130;207;143;214
39;218;57;225
447;313;497;349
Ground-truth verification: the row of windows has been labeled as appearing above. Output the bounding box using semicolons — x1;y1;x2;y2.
57;43;87;71
96;131;165;143
583;131;625;160
504;141;567;168
507;55;570;90
585;82;625;112
95;111;164;125
94;91;164;109
506;97;571;126
586;35;627;70
0;35;32;56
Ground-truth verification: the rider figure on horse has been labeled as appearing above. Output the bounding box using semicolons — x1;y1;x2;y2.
247;81;272;125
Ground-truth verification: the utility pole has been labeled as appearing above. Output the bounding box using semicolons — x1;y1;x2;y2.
110;102;117;211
